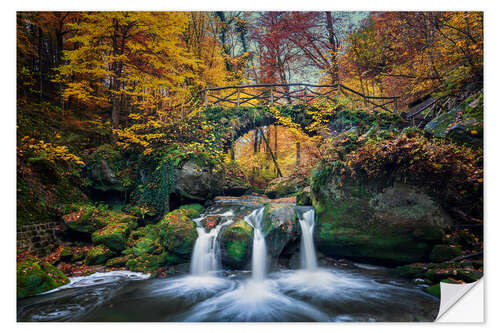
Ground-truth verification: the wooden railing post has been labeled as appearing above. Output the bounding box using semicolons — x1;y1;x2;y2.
204;90;208;107
393;97;398;113
303;86;307;104
237;87;240;107
270;87;273;105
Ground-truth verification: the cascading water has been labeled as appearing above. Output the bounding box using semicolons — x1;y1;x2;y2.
298;209;318;270
190;211;234;276
245;207;266;281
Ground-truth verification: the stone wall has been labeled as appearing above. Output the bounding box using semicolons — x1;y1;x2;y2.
17;222;60;257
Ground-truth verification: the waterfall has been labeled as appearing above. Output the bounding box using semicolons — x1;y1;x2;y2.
190;217;234;276
245;207;266;281
298;209;318;270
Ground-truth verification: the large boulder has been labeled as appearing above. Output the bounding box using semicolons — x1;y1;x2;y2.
91;223;129;251
429;244;462;262
262;203;300;259
85;144;133;202
123;225;167;272
120;206;202;274
311;168;452;264
175;161;223;201
17;253;70;298
220;220;253;269
158;210;198;258
85;245;114;265
62;205;106;233
62;205;138;235
221;161;252;196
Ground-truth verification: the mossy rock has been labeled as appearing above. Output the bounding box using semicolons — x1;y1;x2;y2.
85;245;114;265
122;204;157;222
425;278;464;298
200;215;222;231
70;247;87;262
91;223;129;251
429;245;462;262
220;220;253;269
296;186;312;206
311;171;451;264
157;210;197;257
425;283;441;298
17;255;69;299
59;246;73;259
62;205;137;234
94;210;138;231
177;203;204;218
105;256;129;268
456;269;483;283
62;205;106;233
425;266;460;282
392;263;433;278
86;144;132;193
126;252;168;273
425;107;483;146
263;203;299;258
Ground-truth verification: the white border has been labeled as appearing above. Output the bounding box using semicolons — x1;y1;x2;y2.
2;0;498;332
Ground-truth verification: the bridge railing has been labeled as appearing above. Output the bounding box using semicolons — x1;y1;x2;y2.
200;83;399;113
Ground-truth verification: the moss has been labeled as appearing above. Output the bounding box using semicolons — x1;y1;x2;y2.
177;203;204;218
85;144;133;192
17;255;69;298
296;187;312;206
105;256;129;268
59;246;73;259
311;167;454;264
126;252;168;273
425;284;441;298
315;200;433;263
456;269;483;283
130;238;160;257
85;245;114;265
392;263;431;278
62;205;107;233
91;223;129;251
123;204;157;221
158;210;197;257
221;220;253;268
429;245;462;262
63;204;137;234
71;247;87;262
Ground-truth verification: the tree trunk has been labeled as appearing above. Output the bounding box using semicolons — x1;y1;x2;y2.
274;125;278;160
259;128;282;177
296;142;301;166
111;84;121;130
253;130;259;154
38;27;43;101
325;12;339;85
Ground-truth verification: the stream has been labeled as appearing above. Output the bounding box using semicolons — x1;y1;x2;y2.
17;197;440;322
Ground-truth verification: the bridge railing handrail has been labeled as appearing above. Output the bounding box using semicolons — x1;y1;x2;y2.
201;83;400;100
201;83;400;113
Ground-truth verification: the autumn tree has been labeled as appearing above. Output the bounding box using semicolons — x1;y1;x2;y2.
57;12;198;131
17;12;80;104
341;12;483;102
